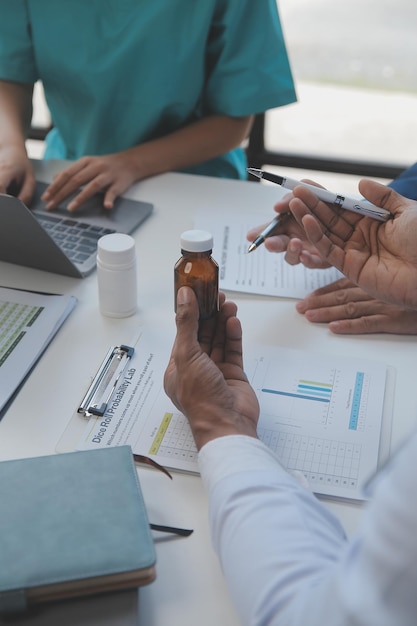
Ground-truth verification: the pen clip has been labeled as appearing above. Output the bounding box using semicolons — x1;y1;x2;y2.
78;344;134;418
352;204;391;222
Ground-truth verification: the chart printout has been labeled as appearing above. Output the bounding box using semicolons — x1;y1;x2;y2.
72;329;388;501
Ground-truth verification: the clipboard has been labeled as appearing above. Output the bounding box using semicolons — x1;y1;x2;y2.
77;344;134;418
56;326;177;456
56;343;135;453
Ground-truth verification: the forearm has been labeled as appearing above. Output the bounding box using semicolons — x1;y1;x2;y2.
124;114;253;180
200;436;347;626
201;434;417;626
0;80;33;149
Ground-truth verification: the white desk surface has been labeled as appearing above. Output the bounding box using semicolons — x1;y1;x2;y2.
1;160;417;626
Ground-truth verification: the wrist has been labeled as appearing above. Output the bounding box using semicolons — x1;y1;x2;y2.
0;139;28;157
125;142;171;181
187;405;258;450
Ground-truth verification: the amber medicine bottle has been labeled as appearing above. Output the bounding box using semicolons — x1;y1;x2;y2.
174;230;219;320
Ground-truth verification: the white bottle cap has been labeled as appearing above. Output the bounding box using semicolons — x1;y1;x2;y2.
97;233;136;268
180;229;213;252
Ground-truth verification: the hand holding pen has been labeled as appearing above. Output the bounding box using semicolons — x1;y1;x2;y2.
247;168;392;253
247;211;292;253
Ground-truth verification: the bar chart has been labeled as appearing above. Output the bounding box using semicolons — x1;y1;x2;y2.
246;346;386;499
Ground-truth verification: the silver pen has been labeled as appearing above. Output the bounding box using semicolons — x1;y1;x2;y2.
247;212;291;253
247;168;391;253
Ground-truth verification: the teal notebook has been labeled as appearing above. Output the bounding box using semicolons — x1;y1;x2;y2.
0;446;156;615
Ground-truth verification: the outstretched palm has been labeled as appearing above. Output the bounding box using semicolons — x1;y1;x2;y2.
290;180;417;308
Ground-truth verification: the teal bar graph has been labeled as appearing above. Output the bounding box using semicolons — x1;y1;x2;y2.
262;379;332;403
349;372;364;430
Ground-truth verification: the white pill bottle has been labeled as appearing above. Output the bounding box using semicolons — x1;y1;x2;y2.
97;233;138;318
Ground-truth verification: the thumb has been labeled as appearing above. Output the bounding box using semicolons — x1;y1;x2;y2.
103;185;118;210
17;175;36;207
174;287;200;353
358;179;409;216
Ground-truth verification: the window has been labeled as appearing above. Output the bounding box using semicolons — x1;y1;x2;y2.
264;0;416;193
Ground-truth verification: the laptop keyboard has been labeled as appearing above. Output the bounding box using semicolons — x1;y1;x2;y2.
35;213;115;265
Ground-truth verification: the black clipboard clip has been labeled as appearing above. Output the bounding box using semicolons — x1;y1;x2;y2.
78;345;134;418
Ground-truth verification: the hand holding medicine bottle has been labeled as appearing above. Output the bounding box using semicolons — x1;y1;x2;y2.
174;230;219;320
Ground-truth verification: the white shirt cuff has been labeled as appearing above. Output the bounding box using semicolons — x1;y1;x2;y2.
198;435;295;493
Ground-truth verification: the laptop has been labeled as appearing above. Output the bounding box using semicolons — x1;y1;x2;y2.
0;181;153;278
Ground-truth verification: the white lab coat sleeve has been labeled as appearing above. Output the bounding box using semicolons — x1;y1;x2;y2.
198;433;417;626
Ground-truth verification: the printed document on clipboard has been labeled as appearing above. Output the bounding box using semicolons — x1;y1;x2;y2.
56;327;393;502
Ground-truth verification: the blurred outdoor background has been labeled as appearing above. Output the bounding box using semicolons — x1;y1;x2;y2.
267;0;417;192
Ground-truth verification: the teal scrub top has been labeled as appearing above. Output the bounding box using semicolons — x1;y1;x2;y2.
0;0;296;179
